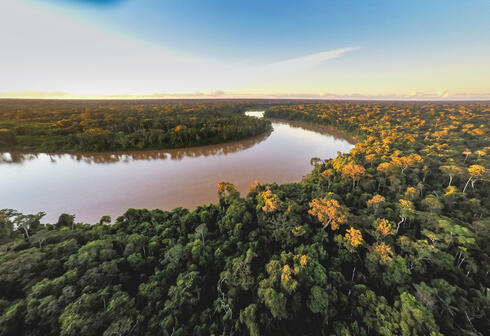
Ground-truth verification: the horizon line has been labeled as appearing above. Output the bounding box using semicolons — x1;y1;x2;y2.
1;97;490;102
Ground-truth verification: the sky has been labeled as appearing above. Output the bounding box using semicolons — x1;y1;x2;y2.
1;0;489;99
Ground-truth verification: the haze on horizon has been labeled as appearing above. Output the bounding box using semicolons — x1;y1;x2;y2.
1;0;489;100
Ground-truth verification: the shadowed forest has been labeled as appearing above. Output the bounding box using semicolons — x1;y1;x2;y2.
0;101;489;335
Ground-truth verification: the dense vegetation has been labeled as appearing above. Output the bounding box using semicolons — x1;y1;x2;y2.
0;100;271;151
1;102;489;335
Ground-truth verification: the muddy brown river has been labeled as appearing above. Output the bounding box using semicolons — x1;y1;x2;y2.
0;111;354;222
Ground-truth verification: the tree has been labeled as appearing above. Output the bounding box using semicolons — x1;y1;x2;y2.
421;195;443;213
439;165;463;187
163;271;201;317
308;286;329;315
239;304;260;336
280;264;298;293
366;194;386;209
345;227;363;248
308;197;348;230
257;189;280;212
404;187;418;200
463;165;486;192
391;153;423;173
12;211;45;240
217;181;240;199
57;213;75;229
474;149;486;158
321;168;334;180
377;162;395;175
195;223;208;245
248;180;260;193
399;292;441;336
397;200;415;233
310;157;322;166
373;243;394;262
342;163;366;188
30;229;51;248
375;218;394;239
261;288;288;319
0;209;16;243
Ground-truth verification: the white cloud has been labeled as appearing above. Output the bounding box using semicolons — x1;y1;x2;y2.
0;0;356;96
258;47;359;74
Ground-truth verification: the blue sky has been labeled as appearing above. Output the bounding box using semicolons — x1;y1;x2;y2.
43;0;490;62
1;0;489;98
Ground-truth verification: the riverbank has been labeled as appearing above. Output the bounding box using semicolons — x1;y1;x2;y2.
1;113;354;223
0;100;271;152
268;118;358;144
0;129;273;164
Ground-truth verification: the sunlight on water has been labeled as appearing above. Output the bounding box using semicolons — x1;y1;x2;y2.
0;112;354;222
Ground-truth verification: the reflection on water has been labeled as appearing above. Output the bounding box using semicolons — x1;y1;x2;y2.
1;130;271;165
0;111;355;223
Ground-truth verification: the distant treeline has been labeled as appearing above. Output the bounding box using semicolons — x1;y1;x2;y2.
0;102;488;335
0;100;271;151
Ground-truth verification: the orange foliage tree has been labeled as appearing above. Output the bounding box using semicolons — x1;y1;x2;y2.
308;198;347;230
373;243;394;262
390;153;423;173
366;194;386;209
258;190;280;212
345;227;363;248
463;165;487;192
374;218;394;241
341;163;366;188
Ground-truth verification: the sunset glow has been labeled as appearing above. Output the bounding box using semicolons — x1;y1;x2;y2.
1;0;489;99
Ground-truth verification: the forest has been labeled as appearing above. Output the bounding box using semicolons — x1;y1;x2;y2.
0;100;271;151
0;102;489;335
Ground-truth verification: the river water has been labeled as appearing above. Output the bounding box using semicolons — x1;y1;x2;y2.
0;111;354;222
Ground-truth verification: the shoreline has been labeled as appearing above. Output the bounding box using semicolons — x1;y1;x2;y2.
0;117;357;157
267;117;358;145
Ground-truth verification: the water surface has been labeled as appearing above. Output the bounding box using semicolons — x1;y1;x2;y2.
0;111;354;222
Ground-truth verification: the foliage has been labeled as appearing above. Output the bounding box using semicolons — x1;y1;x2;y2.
0;102;489;335
0;100;271;151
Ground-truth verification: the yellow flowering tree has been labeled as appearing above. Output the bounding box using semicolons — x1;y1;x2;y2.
308;198;348;230
257;190;280;212
404;187;418;200
321;168;334;179
366;194;386;209
373;243;394;262
345;227;363;248
341;163;366;188
463;165;486;192
375;218;394;240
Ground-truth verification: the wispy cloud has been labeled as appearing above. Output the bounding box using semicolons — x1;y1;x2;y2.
258;47;359;73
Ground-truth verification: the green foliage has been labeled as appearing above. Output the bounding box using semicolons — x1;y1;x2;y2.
308;285;329;314
0;102;489;335
399;292;442;336
0;100;271;151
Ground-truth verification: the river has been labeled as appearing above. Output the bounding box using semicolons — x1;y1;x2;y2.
0;111;354;222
